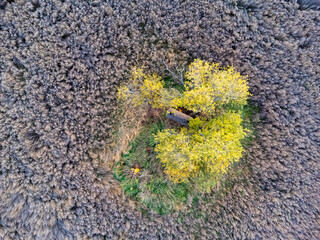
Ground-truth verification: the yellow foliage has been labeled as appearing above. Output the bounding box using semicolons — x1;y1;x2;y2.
178;59;250;115
117;67;180;109
118;59;250;116
154;112;246;185
131;168;140;175
117;59;251;191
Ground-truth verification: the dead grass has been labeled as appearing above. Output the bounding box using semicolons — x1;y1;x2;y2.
98;100;149;170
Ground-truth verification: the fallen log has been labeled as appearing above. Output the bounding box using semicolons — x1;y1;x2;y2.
166;108;193;127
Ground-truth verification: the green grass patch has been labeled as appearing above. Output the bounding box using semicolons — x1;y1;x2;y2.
113;120;193;215
163;76;185;92
113;102;259;215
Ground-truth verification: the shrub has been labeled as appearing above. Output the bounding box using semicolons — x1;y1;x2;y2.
118;59;250;116
117;67;180;109
176;59;250;116
117;59;251;195
154;111;247;191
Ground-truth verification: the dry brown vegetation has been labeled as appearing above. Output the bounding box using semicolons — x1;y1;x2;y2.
0;0;319;239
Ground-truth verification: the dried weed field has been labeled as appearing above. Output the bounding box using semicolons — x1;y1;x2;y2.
0;0;319;239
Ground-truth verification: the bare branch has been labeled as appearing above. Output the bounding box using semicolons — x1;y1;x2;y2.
162;61;185;85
